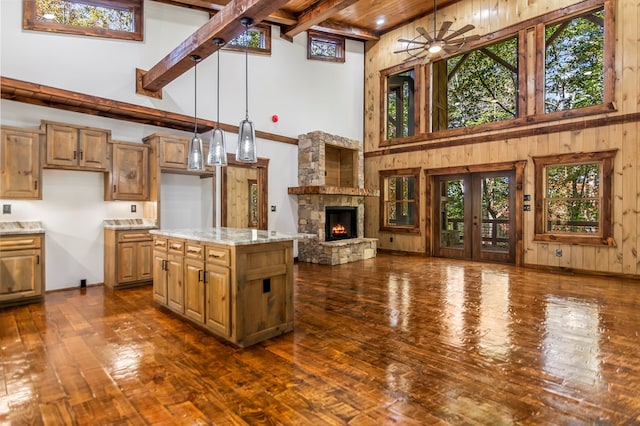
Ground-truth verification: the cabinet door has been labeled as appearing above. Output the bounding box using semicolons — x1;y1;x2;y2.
110;143;149;200
117;242;137;283
0;128;41;199
0;248;42;303
46;124;78;167
137;241;153;281
184;258;205;324
167;254;184;313
78;129;108;169
152;250;168;304
205;264;231;336
159;137;188;169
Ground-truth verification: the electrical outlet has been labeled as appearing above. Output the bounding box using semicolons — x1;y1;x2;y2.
270;205;276;212
555;249;563;257
2;204;10;214
131;204;137;213
390;236;394;243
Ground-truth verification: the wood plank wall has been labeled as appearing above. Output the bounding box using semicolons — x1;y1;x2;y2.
363;0;640;276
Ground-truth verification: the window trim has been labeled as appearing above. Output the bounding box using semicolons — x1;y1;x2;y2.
379;61;422;144
22;0;143;41
224;23;271;56
532;150;616;246
379;167;421;233
307;30;345;63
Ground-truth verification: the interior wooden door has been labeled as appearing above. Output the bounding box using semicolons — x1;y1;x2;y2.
434;171;515;264
221;157;269;230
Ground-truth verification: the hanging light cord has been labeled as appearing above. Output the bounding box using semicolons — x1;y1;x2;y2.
244;26;249;120
216;46;221;127
433;0;437;40
192;55;200;135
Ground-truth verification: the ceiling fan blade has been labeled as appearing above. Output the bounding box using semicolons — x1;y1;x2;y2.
393;45;426;54
417;26;434;42
443;24;476;41
437;21;453;40
446;34;481;45
398;38;427;45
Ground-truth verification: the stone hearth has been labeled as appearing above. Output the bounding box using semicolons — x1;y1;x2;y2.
288;131;378;265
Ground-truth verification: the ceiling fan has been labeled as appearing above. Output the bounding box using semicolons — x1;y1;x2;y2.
394;0;479;60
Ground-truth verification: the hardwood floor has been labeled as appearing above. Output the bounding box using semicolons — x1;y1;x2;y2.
2;253;640;425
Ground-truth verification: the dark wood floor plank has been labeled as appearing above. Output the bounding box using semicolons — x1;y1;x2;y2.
2;254;640;424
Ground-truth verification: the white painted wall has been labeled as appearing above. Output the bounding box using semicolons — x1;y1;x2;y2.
0;0;364;290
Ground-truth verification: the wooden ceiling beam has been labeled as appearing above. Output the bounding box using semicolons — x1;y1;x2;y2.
280;0;359;41
311;20;379;41
151;0;297;25
140;0;290;93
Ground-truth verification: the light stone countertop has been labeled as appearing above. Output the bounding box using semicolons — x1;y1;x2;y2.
150;227;316;246
0;221;45;235
103;218;158;230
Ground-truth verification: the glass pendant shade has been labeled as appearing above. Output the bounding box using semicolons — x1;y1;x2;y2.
236;118;257;163
188;135;204;170
207;127;227;166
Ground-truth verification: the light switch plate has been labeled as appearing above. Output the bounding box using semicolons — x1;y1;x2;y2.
2;204;10;214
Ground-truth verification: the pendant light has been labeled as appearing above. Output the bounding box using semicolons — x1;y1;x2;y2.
188;54;204;171
236;17;257;163
207;38;228;166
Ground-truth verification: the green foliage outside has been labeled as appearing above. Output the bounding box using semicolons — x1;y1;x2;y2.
546;163;600;233
36;0;134;32
446;37;518;129
228;30;265;49
386;70;414;139
545;9;604;112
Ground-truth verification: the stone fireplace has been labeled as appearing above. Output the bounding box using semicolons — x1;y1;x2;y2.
288;131;378;265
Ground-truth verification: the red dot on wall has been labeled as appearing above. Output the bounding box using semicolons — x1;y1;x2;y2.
272;114;279;123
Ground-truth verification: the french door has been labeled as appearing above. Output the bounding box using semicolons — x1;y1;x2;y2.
434;171;516;264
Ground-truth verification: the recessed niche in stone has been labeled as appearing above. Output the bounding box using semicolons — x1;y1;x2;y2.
325;144;357;188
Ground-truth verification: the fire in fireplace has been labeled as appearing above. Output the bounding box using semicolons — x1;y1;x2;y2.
325;206;357;241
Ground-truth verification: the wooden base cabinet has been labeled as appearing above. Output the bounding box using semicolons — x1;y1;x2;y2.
104;229;153;289
151;234;294;347
0;234;44;306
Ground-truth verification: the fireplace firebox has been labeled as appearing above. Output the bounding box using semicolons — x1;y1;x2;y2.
325;206;357;241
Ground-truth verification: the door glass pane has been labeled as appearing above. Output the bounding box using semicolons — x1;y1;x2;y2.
440;179;465;248
480;176;510;252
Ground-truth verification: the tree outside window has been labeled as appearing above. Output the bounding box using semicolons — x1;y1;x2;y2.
385;68;416;140
225;24;271;55
544;7;604;113
533;150;616;246
307;30;345;63
379;168;421;233
433;36;518;131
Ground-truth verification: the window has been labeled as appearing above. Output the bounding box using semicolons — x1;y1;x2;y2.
533;150;616;246
544;7;605;113
433;36;518;131
225;23;271;55
307;30;345;63
381;64;419;141
380;168;421;233
23;0;143;41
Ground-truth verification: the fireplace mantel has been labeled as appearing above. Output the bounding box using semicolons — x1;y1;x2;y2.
288;186;379;196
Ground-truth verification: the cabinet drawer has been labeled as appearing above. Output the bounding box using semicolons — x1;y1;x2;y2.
153;237;168;252
185;242;204;259
206;246;230;266
0;235;42;251
118;231;152;242
168;239;184;254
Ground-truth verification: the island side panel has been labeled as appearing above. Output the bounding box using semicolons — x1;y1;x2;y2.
234;240;294;348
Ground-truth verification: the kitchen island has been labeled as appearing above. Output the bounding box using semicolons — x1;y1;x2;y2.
149;227;314;347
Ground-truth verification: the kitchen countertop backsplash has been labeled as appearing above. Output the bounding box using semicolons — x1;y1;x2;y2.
103;218;158;230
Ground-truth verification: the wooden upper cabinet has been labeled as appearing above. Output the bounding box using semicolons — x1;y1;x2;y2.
42;121;109;170
106;141;149;201
0;126;42;199
143;133;189;170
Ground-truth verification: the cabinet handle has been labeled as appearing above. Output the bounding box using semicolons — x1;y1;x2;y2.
113;185;117;193
162;260;167;271
198;270;203;282
34;180;38;190
73;150;77;160
188;248;200;254
209;253;224;259
80;151;84;160
36;255;40;265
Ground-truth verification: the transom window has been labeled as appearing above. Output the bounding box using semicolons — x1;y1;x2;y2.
225;23;271;55
379;168;421;233
533;150;616;246
23;0;143;41
307;30;345;63
544;7;605;113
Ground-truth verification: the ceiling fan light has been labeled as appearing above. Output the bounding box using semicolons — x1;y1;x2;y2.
428;42;443;53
